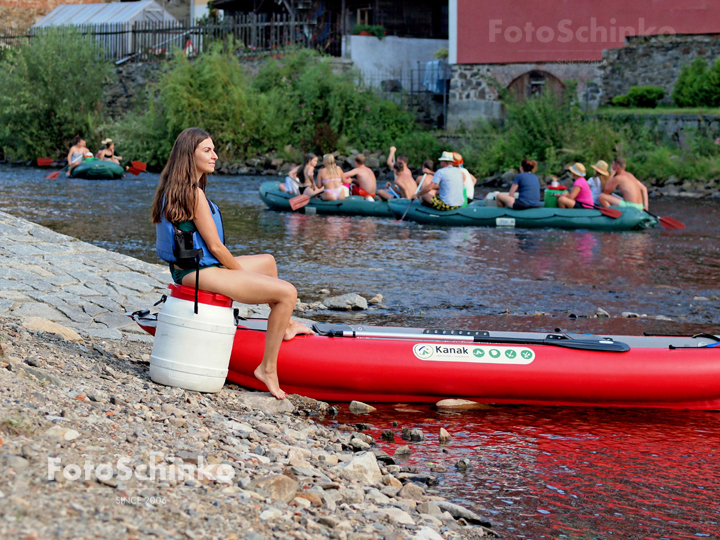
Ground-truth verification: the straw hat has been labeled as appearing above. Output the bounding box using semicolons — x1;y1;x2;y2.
568;162;586;177
101;138;113;145
591;160;610;176
438;151;454;162
452;152;463;166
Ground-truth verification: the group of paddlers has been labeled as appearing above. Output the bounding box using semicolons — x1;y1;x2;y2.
279;147;478;211
280;149;649;213
66;136;123;176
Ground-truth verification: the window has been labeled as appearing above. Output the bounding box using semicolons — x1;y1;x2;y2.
357;8;372;26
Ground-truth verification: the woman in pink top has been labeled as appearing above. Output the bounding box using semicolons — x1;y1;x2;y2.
556;163;594;209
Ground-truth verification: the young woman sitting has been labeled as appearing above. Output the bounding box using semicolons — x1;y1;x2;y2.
151;127;313;399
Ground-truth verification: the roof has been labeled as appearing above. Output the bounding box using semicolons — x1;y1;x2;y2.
33;1;176;27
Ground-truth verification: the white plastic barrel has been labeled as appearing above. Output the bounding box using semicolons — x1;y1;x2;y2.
150;284;236;393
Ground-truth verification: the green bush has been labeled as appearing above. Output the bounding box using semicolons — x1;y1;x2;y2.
0;28;111;159
612;86;665;108
672;58;720;107
114;46;417;164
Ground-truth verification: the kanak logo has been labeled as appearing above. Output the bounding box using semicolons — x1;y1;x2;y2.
414;344;434;359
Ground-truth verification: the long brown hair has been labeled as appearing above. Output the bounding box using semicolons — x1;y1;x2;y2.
151;127;211;224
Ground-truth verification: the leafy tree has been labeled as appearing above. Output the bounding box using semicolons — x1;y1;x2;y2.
0;28;111;159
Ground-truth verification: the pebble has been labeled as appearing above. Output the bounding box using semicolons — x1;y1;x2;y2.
439;428;452;444
595;307;610;318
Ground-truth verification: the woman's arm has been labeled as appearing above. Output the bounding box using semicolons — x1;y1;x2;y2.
192;188;242;270
508;183;519;197
567;185;581;200
314;168;325;188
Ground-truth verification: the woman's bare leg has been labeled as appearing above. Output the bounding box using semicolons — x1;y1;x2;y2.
182;267;298;399
232;254;313;339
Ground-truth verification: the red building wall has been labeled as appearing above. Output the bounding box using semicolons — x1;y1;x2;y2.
457;0;720;64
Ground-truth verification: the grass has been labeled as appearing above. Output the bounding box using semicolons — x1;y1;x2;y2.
596;106;720;116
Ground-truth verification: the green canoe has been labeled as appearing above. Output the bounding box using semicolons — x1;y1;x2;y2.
259;181;393;218
387;199;658;231
70;160;125;180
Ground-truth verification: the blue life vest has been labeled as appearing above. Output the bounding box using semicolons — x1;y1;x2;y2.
156;198;224;268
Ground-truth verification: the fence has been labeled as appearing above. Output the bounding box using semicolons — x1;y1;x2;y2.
0;14;342;63
356;61;451;128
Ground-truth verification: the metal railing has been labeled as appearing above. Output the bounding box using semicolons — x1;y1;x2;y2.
0;14;342;63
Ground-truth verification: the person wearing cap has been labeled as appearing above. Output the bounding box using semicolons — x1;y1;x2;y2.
417;151;465;211
98;139;122;165
555;163;594;209
588;160;609;205
496;159;542;209
599;157;648;211
453;152;477;204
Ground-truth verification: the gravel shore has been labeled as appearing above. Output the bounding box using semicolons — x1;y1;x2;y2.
0;212;492;539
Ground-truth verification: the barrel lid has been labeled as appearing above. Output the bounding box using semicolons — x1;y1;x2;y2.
547;185;567;190
169;284;233;308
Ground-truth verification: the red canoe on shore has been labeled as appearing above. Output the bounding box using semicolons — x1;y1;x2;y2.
133;286;720;410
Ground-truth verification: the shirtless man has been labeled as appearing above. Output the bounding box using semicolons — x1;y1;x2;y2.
386;146;408;169
377;161;417;200
344;154;377;199
599;157;648;211
66;136;90;176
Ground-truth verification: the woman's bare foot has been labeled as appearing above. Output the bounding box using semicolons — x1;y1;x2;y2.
284;318;314;341
253;365;286;399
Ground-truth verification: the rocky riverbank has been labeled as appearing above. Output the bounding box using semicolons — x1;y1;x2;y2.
0;212;493;539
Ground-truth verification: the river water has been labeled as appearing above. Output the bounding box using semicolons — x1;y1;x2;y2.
2;165;719;538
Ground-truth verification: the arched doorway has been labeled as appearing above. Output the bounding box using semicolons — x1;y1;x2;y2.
507;70;565;101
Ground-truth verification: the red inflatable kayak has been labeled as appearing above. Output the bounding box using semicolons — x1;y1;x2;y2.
133;285;720;410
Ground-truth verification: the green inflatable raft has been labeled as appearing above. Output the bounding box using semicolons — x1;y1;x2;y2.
386;199;659;231
259;181;393;218
70;160;125;180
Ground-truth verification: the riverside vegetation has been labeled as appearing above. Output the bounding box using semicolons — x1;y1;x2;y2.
0;30;718;192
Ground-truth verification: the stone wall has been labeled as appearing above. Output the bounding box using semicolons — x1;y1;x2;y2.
102;62;164;119
600;34;720;105
447;62;603;128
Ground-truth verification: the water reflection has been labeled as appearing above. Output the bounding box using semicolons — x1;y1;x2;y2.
325;405;720;539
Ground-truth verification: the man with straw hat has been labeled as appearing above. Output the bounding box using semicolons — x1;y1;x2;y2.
588;160;609;205
418;151;465;210
599;157;648;212
554;162;594;209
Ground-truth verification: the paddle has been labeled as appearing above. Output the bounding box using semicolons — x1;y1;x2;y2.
46;164;70;180
289;187;324;211
131;161;146;172
398;173;428;221
645;210;685;230
312;323;631;353
578;202;622;218
37;157;54;167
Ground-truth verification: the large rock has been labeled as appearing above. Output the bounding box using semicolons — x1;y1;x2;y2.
333;451;382;485
250;474;298;503
235;393;295;414
366;157;381;169
22;317;82;342
349;400;376;414
435;501;491;526
435;399;492;411
323;294;368;311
